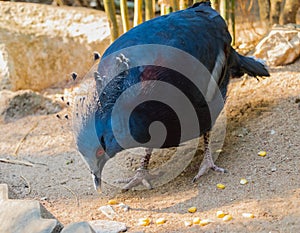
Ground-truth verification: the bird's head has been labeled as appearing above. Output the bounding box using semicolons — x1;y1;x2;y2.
72;75;112;192
74;114;110;192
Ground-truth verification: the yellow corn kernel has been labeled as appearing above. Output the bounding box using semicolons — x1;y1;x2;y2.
192;217;201;224
155;218;166;224
242;213;255;218
216;183;226;189
222;214;233;222
184;220;192;227
107;199;118;205
138;218;151;226
240;178;248;185
258;151;267;157
216;210;226;218
188;207;197;213
199;219;212;226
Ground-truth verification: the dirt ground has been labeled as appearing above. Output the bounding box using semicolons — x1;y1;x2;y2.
0;3;300;228
0;56;299;232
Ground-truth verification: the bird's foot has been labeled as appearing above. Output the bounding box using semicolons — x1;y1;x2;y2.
116;168;161;191
192;159;227;183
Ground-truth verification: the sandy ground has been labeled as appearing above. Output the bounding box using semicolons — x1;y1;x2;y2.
0;57;299;232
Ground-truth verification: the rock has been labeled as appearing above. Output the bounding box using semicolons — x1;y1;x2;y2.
0;44;13;90
0;90;63;122
0;183;61;233
89;220;127;233
62;220;127;233
61;222;96;233
0;2;112;91
254;24;300;66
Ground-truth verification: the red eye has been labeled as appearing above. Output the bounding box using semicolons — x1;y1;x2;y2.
96;147;105;158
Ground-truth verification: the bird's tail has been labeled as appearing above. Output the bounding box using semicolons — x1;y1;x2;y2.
229;48;270;78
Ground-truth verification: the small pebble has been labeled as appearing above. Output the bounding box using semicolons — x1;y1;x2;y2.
118;203;130;212
270;130;276;135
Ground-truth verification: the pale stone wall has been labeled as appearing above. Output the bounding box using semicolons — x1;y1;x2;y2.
0;2;111;91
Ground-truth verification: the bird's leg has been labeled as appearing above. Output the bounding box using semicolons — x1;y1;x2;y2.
192;132;227;183
116;148;161;191
141;148;152;170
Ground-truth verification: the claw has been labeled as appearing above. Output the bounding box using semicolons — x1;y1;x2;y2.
192;160;227;183
116;168;162;191
192;132;227;183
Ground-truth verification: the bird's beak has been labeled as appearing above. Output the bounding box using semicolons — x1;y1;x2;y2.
92;153;110;193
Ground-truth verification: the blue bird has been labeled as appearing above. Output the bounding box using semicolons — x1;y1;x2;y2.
73;1;270;192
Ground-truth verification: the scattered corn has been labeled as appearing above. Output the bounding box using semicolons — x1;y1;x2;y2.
222;214;233;222
242;213;255;218
216;210;226;218
192;217;201;224
199;219;212;226
155;218;166;224
107;199;118;205
216;149;223;153
188;207;197;213
216;183;226;189
258;151;267;157
184;220;192;227
240;178;248;185
138;218;151;226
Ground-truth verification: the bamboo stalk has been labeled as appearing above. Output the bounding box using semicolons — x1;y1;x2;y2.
211;0;219;11
179;0;188;10
161;3;166;15
134;0;143;26
166;5;173;14
172;0;179;11
145;0;154;21
103;0;119;42
220;0;229;23
120;0;130;32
